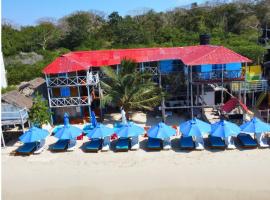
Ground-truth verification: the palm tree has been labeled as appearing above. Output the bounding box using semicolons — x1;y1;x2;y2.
101;59;163;119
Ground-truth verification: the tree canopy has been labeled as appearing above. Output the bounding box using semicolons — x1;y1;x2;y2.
2;0;270;86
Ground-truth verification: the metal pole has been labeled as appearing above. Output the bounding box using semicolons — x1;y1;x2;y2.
158;67;166;122
98;81;103;122
1;126;6;148
244;63;247;105
86;71;92;122
190;65;194;119
186;66;190;106
221;64;224;105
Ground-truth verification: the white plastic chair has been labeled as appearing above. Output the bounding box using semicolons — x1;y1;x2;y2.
33;139;46;154
101;136;110;151
194;136;204;150
256;133;269;148
131;136;139;150
163;137;171;150
225;136;236;149
67;140;76;151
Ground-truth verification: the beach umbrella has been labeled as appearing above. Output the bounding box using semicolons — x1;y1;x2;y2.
115;122;144;138
147;122;176;139
180;118;211;137
19;126;49;143
240;117;270;134
90;111;98;127
54;113;83;140
85;123;114;139
210;119;240;138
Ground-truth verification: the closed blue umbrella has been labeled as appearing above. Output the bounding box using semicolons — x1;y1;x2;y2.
240;117;270;134
85;123;114;139
116;122;144;138
19;126;49;143
210;120;240;138
91;111;98;127
148;122;176;139
54;113;83;140
180;118;211;137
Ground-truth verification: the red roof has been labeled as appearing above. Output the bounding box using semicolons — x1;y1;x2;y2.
43;45;251;74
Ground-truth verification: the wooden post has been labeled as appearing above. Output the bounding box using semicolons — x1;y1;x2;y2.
187;66;190;107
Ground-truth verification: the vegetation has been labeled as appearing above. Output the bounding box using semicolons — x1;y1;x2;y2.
2;0;270;86
101;59;163;117
29;94;52;127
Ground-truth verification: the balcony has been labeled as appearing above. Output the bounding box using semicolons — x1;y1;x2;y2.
46;72;99;87
231;80;268;92
192;70;244;82
49;96;91;107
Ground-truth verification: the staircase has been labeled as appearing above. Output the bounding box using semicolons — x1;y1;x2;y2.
256;92;267;107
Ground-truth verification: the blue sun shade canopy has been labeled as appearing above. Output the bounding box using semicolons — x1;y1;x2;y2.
116;122;144;138
147;122;176;139
19;126;49;143
240;117;270;134
180;118;211;137
85;123;114;139
54;113;83;140
210;120;240;138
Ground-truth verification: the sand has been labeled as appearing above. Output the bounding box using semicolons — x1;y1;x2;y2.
2;112;270;200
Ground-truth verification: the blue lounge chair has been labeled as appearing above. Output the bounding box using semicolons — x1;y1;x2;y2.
16;142;40;155
147;137;162;150
115;137;130;152
237;133;257;148
84;138;103;152
179;136;195;150
51;139;69;151
208;136;226;149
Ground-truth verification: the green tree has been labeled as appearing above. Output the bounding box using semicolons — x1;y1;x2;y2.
29;94;51;127
101;59;163;118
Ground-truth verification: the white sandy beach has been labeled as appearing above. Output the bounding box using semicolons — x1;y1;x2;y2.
2;112;270;200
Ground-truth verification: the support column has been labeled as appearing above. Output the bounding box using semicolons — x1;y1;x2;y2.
158;67;166;122
221;64;224;105
86;70;92;123
196;84;199;105
244;63;247;105
186;66;190;106
98;81;103;122
190;65;194;119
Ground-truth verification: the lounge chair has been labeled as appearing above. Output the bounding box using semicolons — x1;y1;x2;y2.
101;136;110;152
147;137;162;150
33;139;46;154
225;136;236;149
208;136;226;149
194;136;204;150
179;136;195;150
67;140;77;151
255;133;269;148
130;136;139;150
237;133;257;148
85;138;103;152
16;142;40;155
163;137;171;150
115;137;130;152
51;139;69;151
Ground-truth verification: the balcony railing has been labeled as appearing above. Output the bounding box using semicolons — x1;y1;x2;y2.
192;70;243;82
231;80;268;92
47;72;99;87
50;96;91;107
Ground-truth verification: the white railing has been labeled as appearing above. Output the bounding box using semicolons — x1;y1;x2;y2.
47;73;99;87
231;80;268;92
50;96;91;107
1;107;28;121
136;67;159;75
